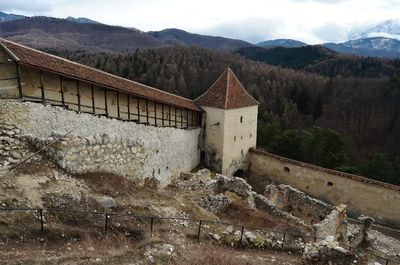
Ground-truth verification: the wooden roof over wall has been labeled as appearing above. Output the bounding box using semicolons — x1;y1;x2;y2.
0;38;201;111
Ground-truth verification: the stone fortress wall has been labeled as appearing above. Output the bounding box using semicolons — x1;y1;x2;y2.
248;148;400;229
0;100;200;187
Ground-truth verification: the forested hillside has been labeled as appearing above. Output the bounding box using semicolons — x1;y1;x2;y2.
236;45;400;77
46;47;400;185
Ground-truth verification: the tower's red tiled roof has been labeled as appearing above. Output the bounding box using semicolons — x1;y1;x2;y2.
194;68;259;109
0;38;201;111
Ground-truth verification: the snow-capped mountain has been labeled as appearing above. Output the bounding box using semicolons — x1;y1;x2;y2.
344;37;400;52
350;19;400;41
323;37;400;58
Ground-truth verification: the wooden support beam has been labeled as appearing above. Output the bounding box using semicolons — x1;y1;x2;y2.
59;75;65;106
116;91;120;119
154;102;157;125
174;107;177;127
91;84;95;114
137;97;140;122
39;70;45;103
186;109;189;128
15;64;22;98
127;94;131;120
161;104;165;126
145;99;149;124
104;88;108;116
180;108;183;128
169;105;171;126
76;80;81;112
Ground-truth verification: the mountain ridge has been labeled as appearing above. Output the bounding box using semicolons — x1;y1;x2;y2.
257;39;307;48
148;28;253;50
0;12;399;58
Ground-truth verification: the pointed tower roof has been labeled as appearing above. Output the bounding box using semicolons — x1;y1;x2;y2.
194;68;259;109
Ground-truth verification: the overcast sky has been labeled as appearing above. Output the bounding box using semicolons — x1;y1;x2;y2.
0;0;399;44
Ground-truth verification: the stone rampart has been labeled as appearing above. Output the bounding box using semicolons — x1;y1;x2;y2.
0;100;200;186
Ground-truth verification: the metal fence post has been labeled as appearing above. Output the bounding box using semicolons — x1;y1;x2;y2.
39;209;44;233
104;213;108;234
197;220;202;239
150;217;154;237
239;226;245;247
281;232;286;250
385;259;389;265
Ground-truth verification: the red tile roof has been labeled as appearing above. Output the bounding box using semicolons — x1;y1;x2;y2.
0;38;201;111
194;68;259;109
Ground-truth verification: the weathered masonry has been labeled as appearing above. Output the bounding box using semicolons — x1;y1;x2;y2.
194;68;259;176
0;39;202;128
1;39;399;229
249;149;400;229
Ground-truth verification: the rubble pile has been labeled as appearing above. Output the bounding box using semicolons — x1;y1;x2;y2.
175;168;215;191
302;235;353;265
197;193;231;214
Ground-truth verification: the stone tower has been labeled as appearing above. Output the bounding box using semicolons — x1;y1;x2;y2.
195;68;259;176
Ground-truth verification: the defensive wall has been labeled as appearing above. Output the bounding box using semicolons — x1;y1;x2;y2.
0;100;200;187
248;148;400;229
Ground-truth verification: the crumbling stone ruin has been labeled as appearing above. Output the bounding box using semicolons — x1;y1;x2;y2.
172;170;400;264
264;184;334;225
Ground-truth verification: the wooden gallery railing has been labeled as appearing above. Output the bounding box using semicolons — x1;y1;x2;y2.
0;63;201;129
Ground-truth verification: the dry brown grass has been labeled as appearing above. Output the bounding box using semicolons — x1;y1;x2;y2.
217;192;280;229
73;172;139;197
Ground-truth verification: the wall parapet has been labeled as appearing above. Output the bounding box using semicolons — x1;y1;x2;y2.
248;148;400;229
249;148;400;192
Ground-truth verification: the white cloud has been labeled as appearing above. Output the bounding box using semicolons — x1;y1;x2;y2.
0;0;52;14
1;0;399;44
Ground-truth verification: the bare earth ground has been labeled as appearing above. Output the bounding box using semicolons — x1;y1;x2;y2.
0;162;304;264
1;160;400;264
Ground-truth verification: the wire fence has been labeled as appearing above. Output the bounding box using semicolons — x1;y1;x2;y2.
0;207;399;264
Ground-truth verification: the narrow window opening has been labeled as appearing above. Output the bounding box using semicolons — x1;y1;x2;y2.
241;135;243;140
234;136;236;142
250;133;252;138
284;166;290;173
241;149;244;155
240;116;243;123
158;168;161;174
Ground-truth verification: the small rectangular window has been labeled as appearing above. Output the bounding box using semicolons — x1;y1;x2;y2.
240;116;243;123
250;133;252;138
234;136;236;142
